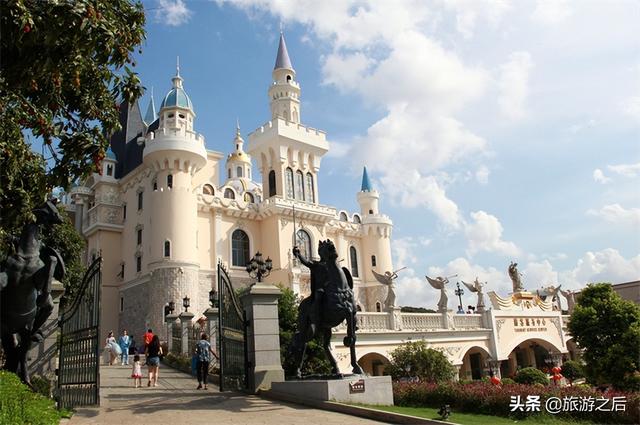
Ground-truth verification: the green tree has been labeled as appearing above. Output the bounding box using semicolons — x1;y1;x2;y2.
0;0;145;251
514;367;549;385
41;205;85;301
561;360;585;386
386;340;456;383
568;283;640;390
277;285;331;377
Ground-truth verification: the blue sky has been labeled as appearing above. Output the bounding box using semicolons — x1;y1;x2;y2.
136;0;639;309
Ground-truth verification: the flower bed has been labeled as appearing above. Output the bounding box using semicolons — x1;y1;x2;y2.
393;381;640;424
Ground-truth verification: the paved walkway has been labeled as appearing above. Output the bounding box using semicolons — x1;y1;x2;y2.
65;361;384;425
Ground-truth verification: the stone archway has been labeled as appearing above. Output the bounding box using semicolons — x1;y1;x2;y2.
458;346;492;381
501;338;563;378
358;352;391;376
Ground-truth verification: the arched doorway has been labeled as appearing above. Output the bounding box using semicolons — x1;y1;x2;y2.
358;352;390;376
502;338;562;378
459;346;491;381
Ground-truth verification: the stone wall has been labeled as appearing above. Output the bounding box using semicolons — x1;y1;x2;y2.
120;279;150;338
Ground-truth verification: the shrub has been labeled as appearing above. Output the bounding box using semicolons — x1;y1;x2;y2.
30;374;53;398
561;360;585;385
0;371;64;425
501;377;516;385
514;367;549;385
386;341;456;383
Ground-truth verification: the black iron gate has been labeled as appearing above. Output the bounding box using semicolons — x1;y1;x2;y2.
217;261;249;391
57;257;101;409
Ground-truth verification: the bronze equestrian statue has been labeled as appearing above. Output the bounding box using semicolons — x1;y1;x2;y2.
290;239;363;378
1;200;65;385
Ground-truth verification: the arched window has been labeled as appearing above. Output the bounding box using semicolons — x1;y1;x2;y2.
231;229;250;267
353;214;361;224
295;229;312;261
228;168;231;179
376;301;382;312
268;170;276;197
244;192;254;203
371;255;377;267
305;173;314;203
236;166;243;178
152;178;158;191
202;184;214;195
164;240;171;258
350;246;359;278
224;188;235;199
167;174;173;189
285;168;294;199
295;170;304;200
339;212;348;222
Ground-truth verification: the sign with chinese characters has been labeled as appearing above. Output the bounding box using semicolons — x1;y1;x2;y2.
349;379;365;393
513;317;547;333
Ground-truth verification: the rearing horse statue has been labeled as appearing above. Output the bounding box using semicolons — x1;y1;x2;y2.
1;200;65;385
290;239;363;378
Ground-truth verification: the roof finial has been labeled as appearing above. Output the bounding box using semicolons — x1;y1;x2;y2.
176;56;180;77
236;118;241;135
279;21;284;34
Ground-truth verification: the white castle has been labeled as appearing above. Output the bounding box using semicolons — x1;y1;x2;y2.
67;34;394;340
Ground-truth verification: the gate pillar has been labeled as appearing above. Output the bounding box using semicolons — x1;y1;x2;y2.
179;311;194;354
165;313;178;353
203;307;219;356
240;283;284;393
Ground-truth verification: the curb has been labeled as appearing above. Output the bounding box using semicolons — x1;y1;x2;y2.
259;389;454;425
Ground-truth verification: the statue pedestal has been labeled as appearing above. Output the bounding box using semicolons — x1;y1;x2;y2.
270;376;393;406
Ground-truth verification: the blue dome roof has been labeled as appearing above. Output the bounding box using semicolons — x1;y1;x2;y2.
106;147;116;160
160;87;193;110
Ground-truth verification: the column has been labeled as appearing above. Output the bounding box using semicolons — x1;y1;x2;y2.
165;313;178;352
203;307;219;355
240;283;284;393
179;311;194;355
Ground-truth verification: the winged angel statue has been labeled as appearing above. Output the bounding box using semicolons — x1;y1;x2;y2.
426;275;456;312
371;267;406;309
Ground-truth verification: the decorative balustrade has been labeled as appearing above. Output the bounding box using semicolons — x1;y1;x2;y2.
401;313;442;330
356;313;390;331
453;314;483;329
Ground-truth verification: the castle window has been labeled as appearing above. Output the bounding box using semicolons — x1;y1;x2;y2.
168;113;174;118
287;75;292;82
167;174;173;189
295;229;312;261
164;240;171;258
371;255;377;267
137;191;143;210
107;164;113;176
339;212;348;222
353;214;361;224
137;228;142;245
285;168;294;199
136;255;142;273
268;170;276;197
295;170;304;200
179;113;185;119
350;246;359;278
228;168;231;179
202;184;214;196
305;172;316;202
224;188;235;199
237;166;243;178
231;229;250;267
152;178;157;191
369;209;373;214
376;302;382;312
244;192;254;203
123;204;127;220
120;297;124;312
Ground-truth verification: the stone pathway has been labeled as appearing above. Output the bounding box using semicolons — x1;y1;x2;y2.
65;361;384;425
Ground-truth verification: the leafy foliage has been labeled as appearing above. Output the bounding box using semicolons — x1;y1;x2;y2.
513;367;549;385
401;306;437;313
386;340;456;383
560;360;584;386
567;283;640;390
0;0;146;250
277;285;331;377
0;371;65;424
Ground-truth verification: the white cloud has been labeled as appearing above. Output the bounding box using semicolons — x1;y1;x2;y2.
325;140;349;158
593;168;611;184
608;162;640;178
524;260;559;290
464;210;520;257
475;165;490;185
532;0;572;25
587;204;640;227
561;248;640;288
392;237;420;268
498;51;533;121
156;0;192;26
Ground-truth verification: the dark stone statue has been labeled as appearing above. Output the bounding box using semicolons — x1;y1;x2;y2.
290;239;363;378
1;200;65;385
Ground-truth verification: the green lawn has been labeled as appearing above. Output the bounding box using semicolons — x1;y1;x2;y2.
359;404;595;425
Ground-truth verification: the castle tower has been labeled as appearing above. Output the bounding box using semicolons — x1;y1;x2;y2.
248;33;328;203
225;122;252;181
141;63;207;331
144;87;157;125
357;167;393;285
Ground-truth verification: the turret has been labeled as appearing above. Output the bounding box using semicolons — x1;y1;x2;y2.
225;122;252;181
268;33;301;123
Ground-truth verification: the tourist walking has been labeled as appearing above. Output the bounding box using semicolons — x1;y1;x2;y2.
105;331;121;366
131;354;143;388
119;330;131;365
195;333;216;390
143;328;154;351
145;335;163;387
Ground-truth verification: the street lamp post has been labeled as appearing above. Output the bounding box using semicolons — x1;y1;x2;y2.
245;251;273;283
182;295;190;312
455;282;465;314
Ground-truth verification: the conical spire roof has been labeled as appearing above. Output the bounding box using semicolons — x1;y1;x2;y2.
361;166;373;192
144;88;156;124
274;32;294;71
